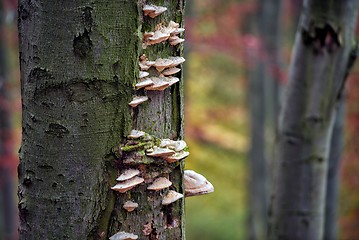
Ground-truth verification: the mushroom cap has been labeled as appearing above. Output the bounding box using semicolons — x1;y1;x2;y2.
143;31;154;39
162;190;184;205
136;78;154;90
111;176;144;193
139;55;155;70
127;130;145;139
171;28;185;35
159;139;173;148
146;146;175;157
123;201;139;212
184;170;214;197
168;56;186;67
168;140;187;151
168;20;180;29
143;4;167;18
154;58;174;72
164;77;179;87
159;139;186;151
143;4;156;13
147;177;172;191
116;169;140;181
169;36;185;46
139;71;149;79
148;31;170;45
109;231;138;240
144;77;170;91
129;96;149;107
163;151;189;163
162;67;181;76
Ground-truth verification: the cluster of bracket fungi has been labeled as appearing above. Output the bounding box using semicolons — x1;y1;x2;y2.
111;3;213;240
128;3;185;108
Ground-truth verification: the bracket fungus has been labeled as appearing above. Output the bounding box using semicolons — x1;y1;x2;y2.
162;67;181;76
184;170;214;197
139;71;149;79
154;58;174;72
143;21;185;47
146;146;175;157
123;201;139;212
143;4;167;18
160;139;187;152
116;169;140;181
135;78;154;90
169;36;185;46
162;190;184;205
109;231;138;240
147;177;172;191
168;56;186;67
139;55;155;71
163;151;189;163
128;96;148;107
111;176;144;193
144;77;170;91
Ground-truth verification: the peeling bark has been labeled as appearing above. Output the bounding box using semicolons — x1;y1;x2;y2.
18;0;185;239
268;1;359;239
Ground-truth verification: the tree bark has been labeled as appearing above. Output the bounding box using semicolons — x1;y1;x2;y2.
323;94;345;240
268;1;359;239
18;0;185;239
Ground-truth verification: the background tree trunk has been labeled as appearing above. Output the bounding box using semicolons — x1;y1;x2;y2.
323;95;345;240
268;0;359;239
18;0;185;239
0;1;17;239
248;1;282;239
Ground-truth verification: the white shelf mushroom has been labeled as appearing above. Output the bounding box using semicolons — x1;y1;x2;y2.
111;176;144;193
169;36;185;46
146;146;175;157
139;71;149;79
147;177;172;191
109;231;138;240
162;67;181;76
184;170;214;197
123;201;139;212
143;4;167;18
144;77;170;91
116;169;140;181
162;190;184;205
128;96;148;107
163;151;189;163
168;56;186;67
154;58;174;72
135;78;154;90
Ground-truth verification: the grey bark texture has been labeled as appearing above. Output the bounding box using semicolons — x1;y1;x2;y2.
18;0;185;239
268;0;359;239
323;96;345;240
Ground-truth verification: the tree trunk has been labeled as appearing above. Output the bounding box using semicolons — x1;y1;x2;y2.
268;1;359;239
323;95;345;240
18;0;185;239
248;1;282;239
0;1;17;239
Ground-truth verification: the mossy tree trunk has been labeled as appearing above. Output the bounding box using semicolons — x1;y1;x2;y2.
18;0;185;239
268;0;358;239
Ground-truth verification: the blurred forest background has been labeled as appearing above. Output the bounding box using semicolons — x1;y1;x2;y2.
1;0;359;239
